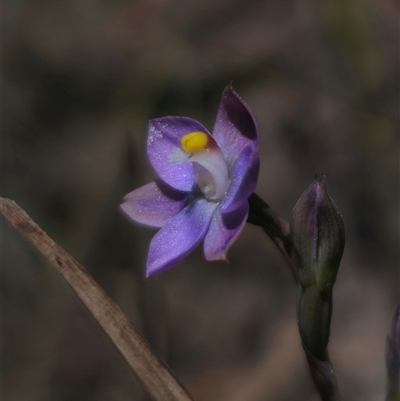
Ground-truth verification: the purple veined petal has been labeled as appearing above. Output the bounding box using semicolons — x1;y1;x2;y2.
148;116;211;191
204;202;249;261
212;85;259;167
146;198;218;276
121;180;188;228
221;145;259;213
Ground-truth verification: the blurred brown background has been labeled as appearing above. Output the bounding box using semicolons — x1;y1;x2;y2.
2;1;399;400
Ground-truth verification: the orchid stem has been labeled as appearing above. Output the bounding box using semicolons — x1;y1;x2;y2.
247;192;297;280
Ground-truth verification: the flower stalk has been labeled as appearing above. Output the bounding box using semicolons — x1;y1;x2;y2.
247;192;297;280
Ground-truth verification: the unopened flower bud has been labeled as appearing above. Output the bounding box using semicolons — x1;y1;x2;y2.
290;176;345;293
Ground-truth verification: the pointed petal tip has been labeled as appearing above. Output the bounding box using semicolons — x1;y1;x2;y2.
312;174;327;189
306;175;328;200
225;81;234;93
145;264;159;278
206;251;228;262
119;198;131;215
221;83;244;103
145;257;174;277
316;174;327;187
120;193;132;204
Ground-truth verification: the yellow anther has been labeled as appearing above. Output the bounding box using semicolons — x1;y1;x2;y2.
181;132;209;153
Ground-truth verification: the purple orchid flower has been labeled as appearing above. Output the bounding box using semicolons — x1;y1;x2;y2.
121;85;260;276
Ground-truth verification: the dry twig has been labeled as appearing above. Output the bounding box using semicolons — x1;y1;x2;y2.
1;197;194;401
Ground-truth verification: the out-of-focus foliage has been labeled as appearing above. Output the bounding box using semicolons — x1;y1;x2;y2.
3;1;398;400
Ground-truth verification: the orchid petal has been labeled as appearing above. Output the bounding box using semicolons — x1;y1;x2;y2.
221;145;259;213
146;199;217;276
148;117;211;191
204;203;249;261
212;85;259;167
121;180;188;228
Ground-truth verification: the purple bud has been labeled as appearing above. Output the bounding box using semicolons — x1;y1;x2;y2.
290;176;345;292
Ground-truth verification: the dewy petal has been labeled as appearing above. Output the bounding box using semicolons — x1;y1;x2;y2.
146;198;217;276
204;203;249;261
121;180;188;228
212;85;259;167
221;145;259;213
148;117;211;191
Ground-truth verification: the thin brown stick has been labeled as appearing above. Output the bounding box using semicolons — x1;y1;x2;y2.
1;197;194;401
